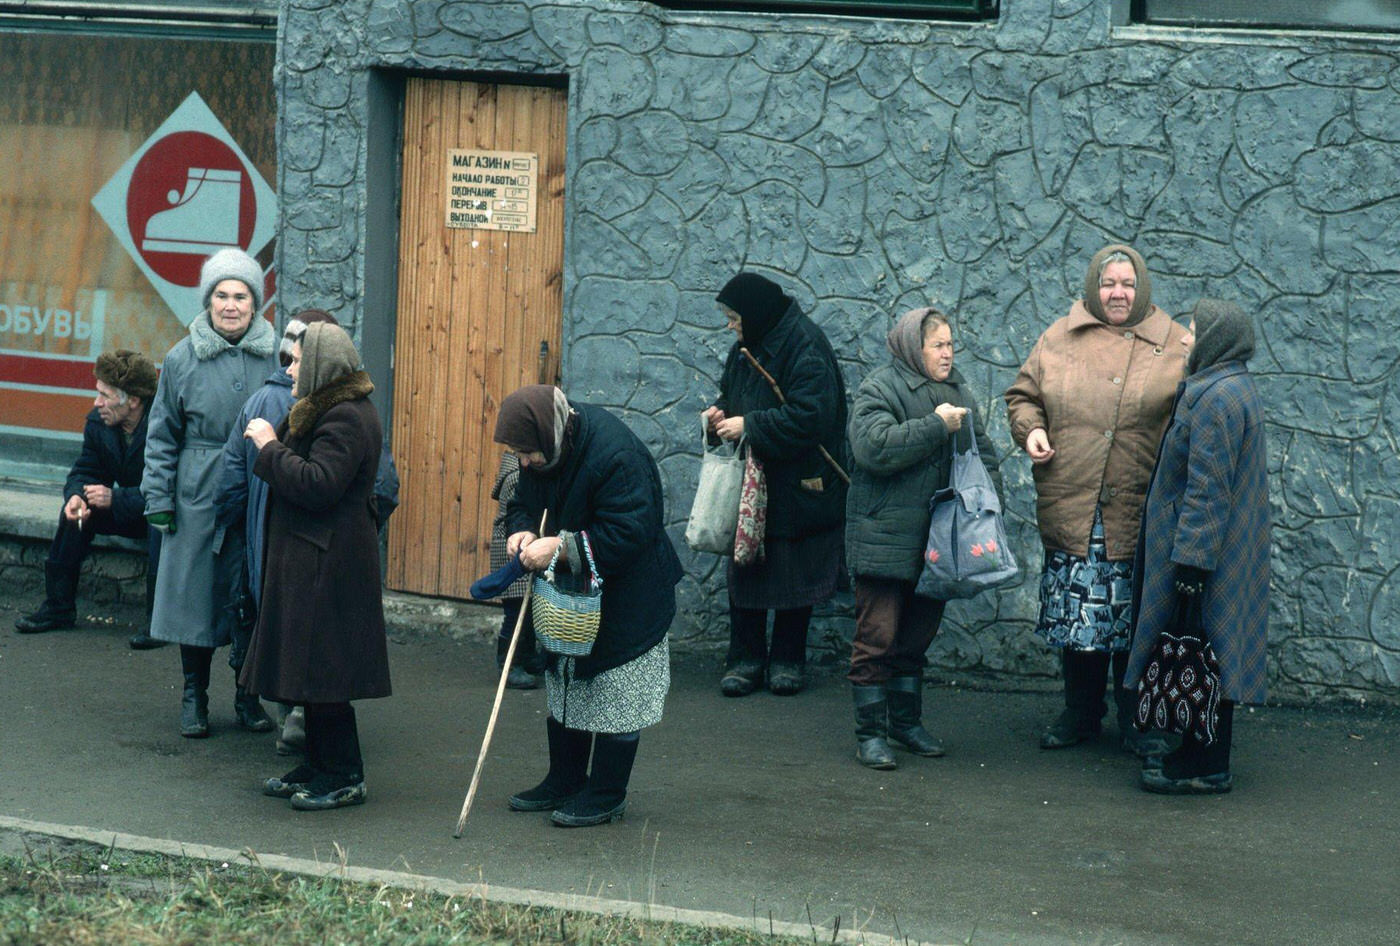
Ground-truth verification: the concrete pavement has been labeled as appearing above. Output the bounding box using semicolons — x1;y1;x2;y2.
2;594;1397;946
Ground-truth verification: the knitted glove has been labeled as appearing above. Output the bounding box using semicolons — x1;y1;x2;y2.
146;511;176;535
1173;564;1209;596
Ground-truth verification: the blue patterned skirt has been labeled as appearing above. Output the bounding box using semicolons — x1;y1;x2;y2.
1034;508;1134;653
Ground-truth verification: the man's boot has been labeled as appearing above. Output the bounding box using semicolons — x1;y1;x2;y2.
15;563;79;633
552;730;638;827
509;716;592;812
1041;649;1109;749
885;675;946;757
852;684;896;770
179;645;213;738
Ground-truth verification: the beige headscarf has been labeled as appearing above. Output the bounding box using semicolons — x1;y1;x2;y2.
1083;244;1153;327
886;306;949;380
295;322;360;398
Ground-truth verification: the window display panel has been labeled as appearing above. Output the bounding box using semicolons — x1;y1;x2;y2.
0;31;274;458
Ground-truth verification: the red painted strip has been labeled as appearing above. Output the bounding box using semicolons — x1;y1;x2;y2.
0;388;89;433
0;353;97;390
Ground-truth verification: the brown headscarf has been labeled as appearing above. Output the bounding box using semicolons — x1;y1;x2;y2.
1187;298;1255;375
1083;244;1153;327
886;306;949;380
493;385;573;472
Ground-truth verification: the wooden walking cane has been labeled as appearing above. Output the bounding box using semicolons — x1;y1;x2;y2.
737;346;851;486
453;510;548;837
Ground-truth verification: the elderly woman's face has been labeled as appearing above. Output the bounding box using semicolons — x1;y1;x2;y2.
720;305;742;339
288;341;302;390
1098;261;1137;325
209;279;255;340
921;322;954;382
511;447;548;469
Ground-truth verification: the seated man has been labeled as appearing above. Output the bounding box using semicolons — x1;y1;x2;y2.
16;350;165;649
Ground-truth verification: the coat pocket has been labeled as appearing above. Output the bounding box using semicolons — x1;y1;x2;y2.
290;520;333;551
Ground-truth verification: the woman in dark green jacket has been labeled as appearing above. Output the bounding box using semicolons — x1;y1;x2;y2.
845;307;1001;769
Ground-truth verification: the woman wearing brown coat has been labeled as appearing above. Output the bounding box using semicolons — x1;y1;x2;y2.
240;322;390;811
1005;244;1190;756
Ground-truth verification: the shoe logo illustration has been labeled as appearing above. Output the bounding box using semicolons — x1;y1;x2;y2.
92;92;277;323
141;166;244;255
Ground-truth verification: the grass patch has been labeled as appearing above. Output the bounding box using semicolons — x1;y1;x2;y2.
0;837;815;946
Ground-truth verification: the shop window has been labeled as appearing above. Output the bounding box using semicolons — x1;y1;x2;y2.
1131;0;1400;32
0;29;275;460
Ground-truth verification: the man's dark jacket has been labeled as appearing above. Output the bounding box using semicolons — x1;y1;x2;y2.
65;407;149;528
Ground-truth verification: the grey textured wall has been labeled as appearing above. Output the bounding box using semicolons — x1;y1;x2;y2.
276;0;1400;702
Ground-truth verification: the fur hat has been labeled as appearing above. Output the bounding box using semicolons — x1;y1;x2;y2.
280;308;339;367
199;248;264;313
94;349;158;402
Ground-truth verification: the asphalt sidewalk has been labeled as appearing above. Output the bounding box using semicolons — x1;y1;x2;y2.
1;594;1396;946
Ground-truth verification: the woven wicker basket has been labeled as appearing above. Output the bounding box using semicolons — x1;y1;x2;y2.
531;531;602;657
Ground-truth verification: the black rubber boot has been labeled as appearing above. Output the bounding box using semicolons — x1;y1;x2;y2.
852;685;896;770
885;676;946;757
509;716;592;812
15;563;79;633
552;731;638;827
722;606;768;696
179;645;213;738
767;607;811;696
1040;649;1108;749
1141;702;1235;794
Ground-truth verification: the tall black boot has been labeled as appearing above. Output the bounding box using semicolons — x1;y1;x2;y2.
768;607;811;696
852;684;896;770
886;675;946;758
721;605;768;697
179;645;213;738
1041;649;1109;749
552;730;638;827
15;563;79;633
509;716;593;812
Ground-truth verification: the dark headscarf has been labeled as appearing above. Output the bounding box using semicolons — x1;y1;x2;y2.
493;385;574;473
1083;244;1153;327
1187;299;1255;375
886;306;948;380
716;272;792;346
295;322;360;398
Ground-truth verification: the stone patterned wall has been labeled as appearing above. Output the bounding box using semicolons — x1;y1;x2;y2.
277;0;1400;702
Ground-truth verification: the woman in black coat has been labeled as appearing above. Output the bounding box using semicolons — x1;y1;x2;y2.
497;384;682;828
240;322;390;812
702;272;849;697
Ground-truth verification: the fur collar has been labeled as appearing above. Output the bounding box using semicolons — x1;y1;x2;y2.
288;371;374;438
189;312;277;361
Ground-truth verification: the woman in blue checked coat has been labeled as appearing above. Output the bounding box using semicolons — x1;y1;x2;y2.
1124;299;1270;795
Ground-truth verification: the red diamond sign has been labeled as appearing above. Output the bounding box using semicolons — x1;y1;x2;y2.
92;92;277;323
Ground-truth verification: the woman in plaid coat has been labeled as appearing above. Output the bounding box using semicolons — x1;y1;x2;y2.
1124;299;1270;795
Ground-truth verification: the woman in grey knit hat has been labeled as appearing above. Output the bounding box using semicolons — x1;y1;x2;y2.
142;247;278;738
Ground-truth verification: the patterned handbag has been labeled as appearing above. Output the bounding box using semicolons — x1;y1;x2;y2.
732;447;767;566
531;531;603;657
1134;594;1221;745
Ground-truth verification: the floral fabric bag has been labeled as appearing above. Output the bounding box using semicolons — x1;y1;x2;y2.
732;447;767;566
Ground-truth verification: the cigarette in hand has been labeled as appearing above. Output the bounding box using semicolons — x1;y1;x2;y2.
77;508;85;531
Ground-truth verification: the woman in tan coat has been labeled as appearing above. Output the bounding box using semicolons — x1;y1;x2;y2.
1005;244;1190;755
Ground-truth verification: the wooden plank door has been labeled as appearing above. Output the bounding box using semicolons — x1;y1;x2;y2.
387;78;565;598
